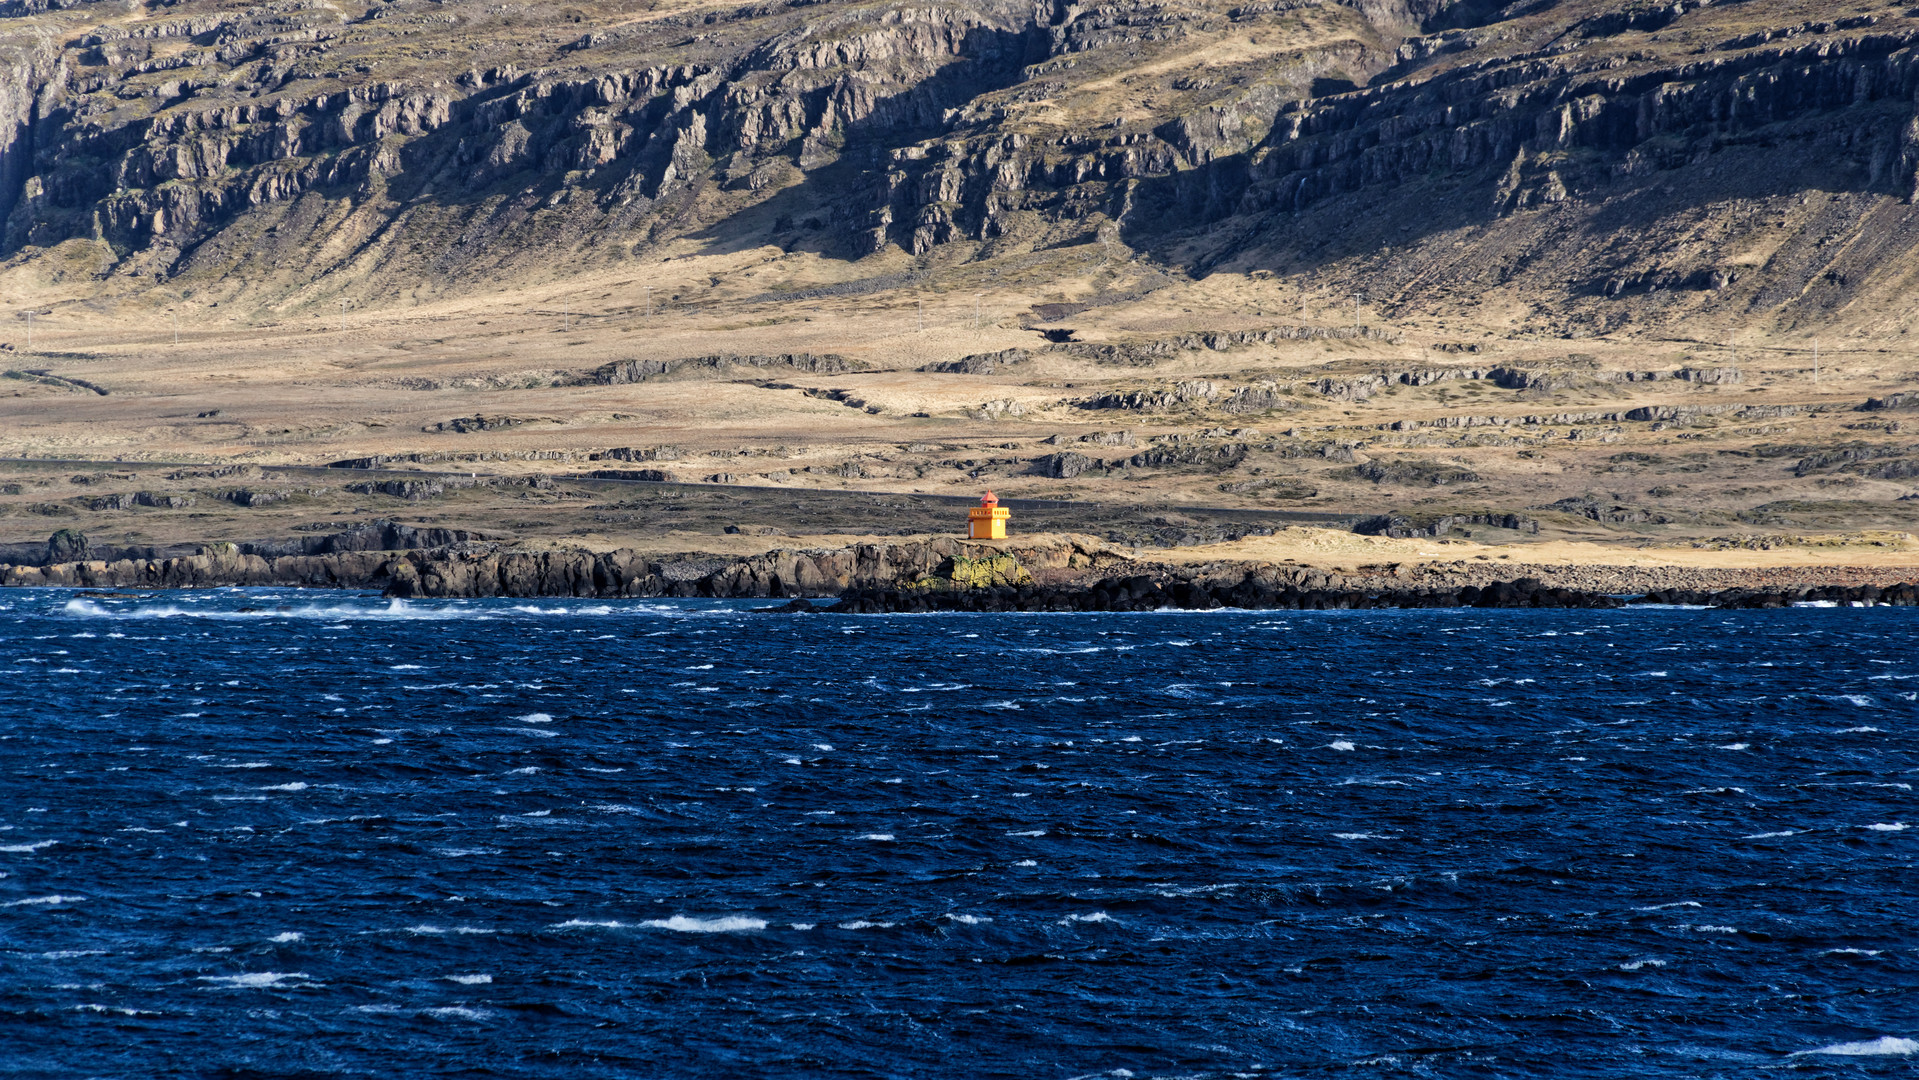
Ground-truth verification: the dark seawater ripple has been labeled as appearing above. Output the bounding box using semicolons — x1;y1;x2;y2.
1;590;1915;1078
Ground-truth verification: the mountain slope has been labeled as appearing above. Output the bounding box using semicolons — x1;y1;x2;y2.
1;0;1910;338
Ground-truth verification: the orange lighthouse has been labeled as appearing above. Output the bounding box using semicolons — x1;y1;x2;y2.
968;490;1011;540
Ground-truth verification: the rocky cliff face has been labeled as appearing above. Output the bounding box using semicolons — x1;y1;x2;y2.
4;0;1919;327
0;533;1123;596
0;0;1058;281
0;21;56;231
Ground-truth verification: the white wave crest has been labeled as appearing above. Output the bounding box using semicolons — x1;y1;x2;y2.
198;972;310;988
641;915;767;933
423;1006;492;1021
1798;1037;1918;1057
61;598;469;621
353;1004;492;1021
0;840;57;853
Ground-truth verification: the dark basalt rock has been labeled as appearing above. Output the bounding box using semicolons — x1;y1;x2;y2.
757;597;824;614
1036;451;1095;479
1353;512;1539;538
45;529;88;563
823;573;1634;614
821;577;1919;614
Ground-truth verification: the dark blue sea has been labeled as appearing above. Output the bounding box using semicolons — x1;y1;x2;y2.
1;589;1915;1078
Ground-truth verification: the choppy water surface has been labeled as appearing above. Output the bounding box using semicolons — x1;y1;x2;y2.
1;590;1915;1077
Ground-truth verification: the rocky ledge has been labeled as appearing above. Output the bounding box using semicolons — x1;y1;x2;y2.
3;531;1917;611
0;534;1109;598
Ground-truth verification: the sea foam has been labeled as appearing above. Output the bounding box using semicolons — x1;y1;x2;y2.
1798;1037;1917;1057
198;972;310;988
642;915;767;932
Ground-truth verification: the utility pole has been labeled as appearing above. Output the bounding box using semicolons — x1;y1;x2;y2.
563;299;569;332
1353;293;1361;332
1813;338;1820;385
172;311;179;346
25;310;31;351
918;299;924;333
644;286;653;317
340;299;347;334
974;293;982;331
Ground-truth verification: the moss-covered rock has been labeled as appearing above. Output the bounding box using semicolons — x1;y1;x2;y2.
908;553;1033;591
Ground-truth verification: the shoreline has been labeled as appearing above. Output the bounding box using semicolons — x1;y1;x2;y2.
5;532;1918;612
815;580;1919;613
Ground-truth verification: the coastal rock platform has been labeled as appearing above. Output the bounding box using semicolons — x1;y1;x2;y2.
5;534;1918;612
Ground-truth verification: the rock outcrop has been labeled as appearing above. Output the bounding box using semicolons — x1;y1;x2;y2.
1352;512;1538;538
591;353;861;384
44;527;86;563
8;531;1919;613
1;533;1118;597
906;552;1033;591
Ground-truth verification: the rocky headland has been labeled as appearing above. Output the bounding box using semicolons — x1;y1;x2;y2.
7;525;1917;612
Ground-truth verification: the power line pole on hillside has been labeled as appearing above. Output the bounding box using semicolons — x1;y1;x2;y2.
1813;338;1820;385
25;310;31;352
918;299;924;333
340;299;347;335
645;286;653;318
975;293;982;332
172;311;178;346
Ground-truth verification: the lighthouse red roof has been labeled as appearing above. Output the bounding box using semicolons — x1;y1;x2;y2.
980;490;999;507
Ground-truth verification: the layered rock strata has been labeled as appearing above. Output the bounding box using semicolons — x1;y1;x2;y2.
7;0;1919;324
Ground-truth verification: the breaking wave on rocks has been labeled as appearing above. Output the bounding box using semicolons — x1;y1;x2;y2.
2;590;1915;1076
